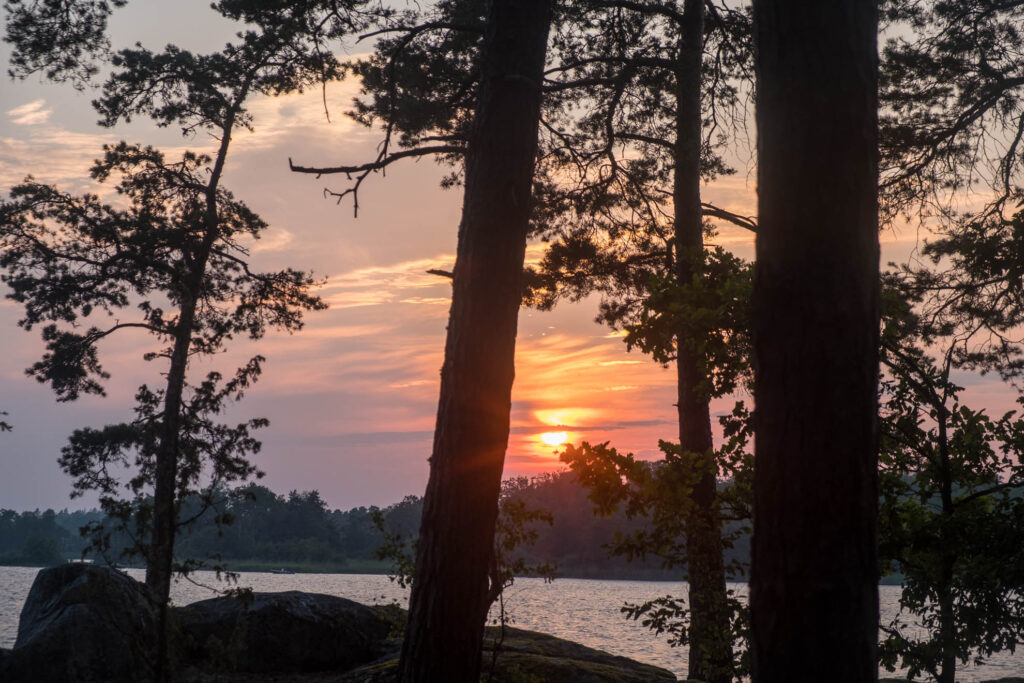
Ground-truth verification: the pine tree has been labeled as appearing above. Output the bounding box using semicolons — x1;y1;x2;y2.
2;1;371;678
749;1;881;681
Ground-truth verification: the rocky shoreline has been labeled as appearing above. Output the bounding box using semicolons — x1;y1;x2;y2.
4;565;1022;682
0;564;676;682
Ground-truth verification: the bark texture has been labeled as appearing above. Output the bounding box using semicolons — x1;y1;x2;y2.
672;1;731;681
396;1;552;681
750;2;880;682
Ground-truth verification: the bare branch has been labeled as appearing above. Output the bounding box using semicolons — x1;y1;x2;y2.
427;268;454;279
701;202;757;232
288;145;465;176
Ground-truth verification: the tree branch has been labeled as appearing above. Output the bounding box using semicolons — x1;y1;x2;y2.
701;202;757;232
288;145;465;176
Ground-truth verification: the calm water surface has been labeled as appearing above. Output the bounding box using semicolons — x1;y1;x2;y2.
2;566;1022;681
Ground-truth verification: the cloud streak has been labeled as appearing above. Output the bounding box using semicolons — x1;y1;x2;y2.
7;100;52;126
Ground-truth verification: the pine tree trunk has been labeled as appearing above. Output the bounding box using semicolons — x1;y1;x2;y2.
672;1;732;681
146;297;199;683
750;2;880;682
936;409;956;683
147;121;232;682
146;315;193;602
396;1;552;681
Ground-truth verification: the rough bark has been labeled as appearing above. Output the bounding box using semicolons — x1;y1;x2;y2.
672;1;732;681
750;2;880;682
396;1;552;681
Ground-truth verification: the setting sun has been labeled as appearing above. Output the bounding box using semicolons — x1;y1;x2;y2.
540;431;569;447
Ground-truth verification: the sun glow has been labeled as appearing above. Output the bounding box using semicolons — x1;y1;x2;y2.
540;431;569;447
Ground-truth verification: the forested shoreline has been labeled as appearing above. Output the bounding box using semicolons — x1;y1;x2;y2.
0;472;750;580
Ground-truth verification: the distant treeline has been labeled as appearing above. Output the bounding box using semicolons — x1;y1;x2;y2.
0;473;751;580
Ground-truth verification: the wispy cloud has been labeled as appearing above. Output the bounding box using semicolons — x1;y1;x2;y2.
0;126;199;196
320;255;454;309
234;77;365;153
247;227;294;253
7;100;52;126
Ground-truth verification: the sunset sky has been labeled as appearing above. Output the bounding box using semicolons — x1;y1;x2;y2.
0;0;1001;513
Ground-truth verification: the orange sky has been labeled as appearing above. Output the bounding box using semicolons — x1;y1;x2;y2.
0;0;1013;512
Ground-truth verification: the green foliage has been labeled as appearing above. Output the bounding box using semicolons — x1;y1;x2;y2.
371;500;419;590
877;8;1024;668
890;208;1024;382
0;508;73;565
5;0;370;92
286;0;482;208
487;478;557;612
350;0;482;150
619;247;752;398
2;476;710;576
530;0;752;239
1;141;323;569
560;430;752;678
561;424;752;574
620;592;749;673
878;279;1024;683
16;535;63;565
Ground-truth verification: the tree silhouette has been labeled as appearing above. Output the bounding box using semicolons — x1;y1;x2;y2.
315;3;754;675
1;2;374;678
877;276;1024;683
394;2;552;680
527;5;753;677
0;143;324;680
749;1;880;681
880;0;1024;223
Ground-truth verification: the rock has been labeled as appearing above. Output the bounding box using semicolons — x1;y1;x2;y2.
339;625;678;682
484;627;678;683
175;590;391;673
4;572;679;683
5;564;159;683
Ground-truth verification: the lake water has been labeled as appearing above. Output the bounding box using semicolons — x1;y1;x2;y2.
2;566;1022;681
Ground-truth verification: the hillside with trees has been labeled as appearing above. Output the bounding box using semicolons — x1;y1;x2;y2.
0;473;750;580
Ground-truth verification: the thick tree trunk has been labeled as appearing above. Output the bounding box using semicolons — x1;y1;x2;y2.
397;1;552;681
750;2;880;682
672;1;732;681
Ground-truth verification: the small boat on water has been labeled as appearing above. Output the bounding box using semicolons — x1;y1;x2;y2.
269;568;295;575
